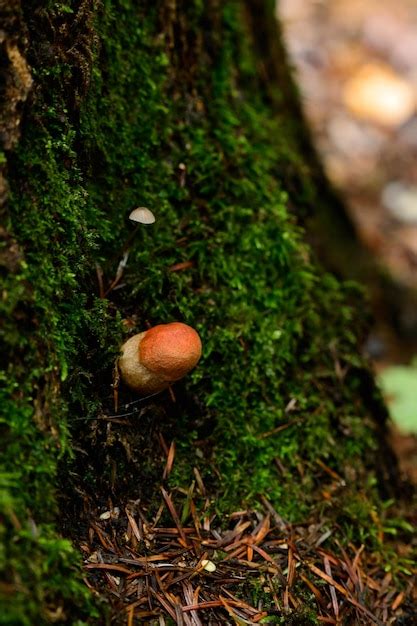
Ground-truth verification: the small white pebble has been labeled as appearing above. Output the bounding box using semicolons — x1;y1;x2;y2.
201;559;216;572
99;507;120;520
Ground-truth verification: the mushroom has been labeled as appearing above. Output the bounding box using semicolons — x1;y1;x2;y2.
118;322;202;394
129;207;156;224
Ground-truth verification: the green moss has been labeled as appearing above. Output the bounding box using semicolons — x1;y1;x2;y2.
0;523;99;626
1;0;411;623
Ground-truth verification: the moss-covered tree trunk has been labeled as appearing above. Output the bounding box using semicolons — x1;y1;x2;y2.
1;1;414;624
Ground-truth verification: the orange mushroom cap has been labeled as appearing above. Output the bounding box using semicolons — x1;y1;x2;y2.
139;322;202;381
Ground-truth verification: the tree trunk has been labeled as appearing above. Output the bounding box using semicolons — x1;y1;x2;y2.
1;1;412;624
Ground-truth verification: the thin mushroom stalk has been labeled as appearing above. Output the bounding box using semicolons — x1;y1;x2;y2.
118;322;202;394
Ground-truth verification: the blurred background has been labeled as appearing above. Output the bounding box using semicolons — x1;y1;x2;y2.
277;0;417;481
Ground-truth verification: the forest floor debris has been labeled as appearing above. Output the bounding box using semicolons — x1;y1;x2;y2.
81;449;415;625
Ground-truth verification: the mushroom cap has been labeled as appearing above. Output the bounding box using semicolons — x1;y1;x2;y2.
139;322;202;381
129;207;156;224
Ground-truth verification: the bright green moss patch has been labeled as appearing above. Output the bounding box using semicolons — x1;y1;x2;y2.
1;0;412;623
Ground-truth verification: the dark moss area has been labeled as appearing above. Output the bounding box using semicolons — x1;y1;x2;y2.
0;0;413;623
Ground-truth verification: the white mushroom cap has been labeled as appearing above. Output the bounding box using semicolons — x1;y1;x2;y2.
129;207;156;224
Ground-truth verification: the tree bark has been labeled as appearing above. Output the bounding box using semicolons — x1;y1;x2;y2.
1;1;411;623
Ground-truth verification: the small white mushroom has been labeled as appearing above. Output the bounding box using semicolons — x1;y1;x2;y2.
129;207;156;224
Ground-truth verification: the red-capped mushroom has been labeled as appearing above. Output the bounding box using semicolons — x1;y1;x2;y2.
118;322;202;394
